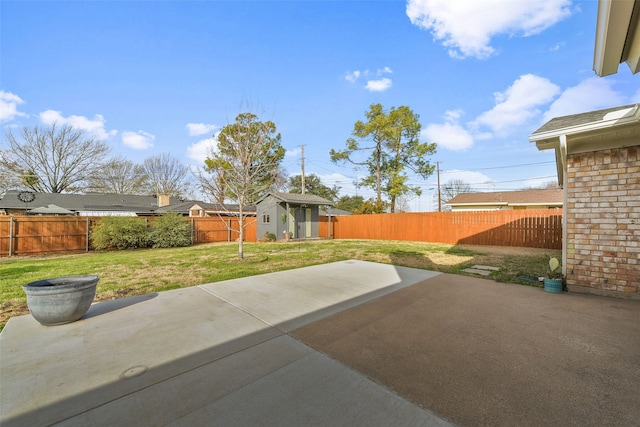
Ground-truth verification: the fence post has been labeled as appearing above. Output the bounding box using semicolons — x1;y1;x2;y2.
9;216;14;257
86;217;90;252
191;218;195;245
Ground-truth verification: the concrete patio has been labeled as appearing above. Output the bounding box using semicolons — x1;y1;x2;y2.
1;260;639;426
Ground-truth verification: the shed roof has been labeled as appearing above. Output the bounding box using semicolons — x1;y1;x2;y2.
266;192;334;206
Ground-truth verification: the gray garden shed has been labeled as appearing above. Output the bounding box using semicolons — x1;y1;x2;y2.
256;192;333;241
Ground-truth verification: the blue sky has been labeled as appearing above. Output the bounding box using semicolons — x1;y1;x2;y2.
2;0;639;211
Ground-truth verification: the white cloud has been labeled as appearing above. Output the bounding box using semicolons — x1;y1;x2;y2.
366;77;393;92
186;122;217;136
0;91;27;122
474;74;560;136
286;147;301;158
122;130;155;150
423;122;474;151
347;67;393;91
39;109;115;140
186;136;218;164
440;169;494;189
406;0;572;59
423;109;474;151
345;70;361;83
542;77;628;123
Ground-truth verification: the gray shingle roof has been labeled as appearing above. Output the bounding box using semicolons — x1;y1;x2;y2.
0;190;182;214
531;104;637;135
268;192;334;206
446;189;563;206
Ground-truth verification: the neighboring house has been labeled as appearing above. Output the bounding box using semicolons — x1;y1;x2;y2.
0;190;183;216
187;202;257;218
445;189;563;211
256;192;333;241
530;104;640;300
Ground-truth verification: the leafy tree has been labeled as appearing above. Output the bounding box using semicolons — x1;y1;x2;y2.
87;157;148;194
1;124;110;193
334;195;365;213
142;153;191;198
330;104;437;213
354;198;388;214
198;112;285;259
287;174;339;201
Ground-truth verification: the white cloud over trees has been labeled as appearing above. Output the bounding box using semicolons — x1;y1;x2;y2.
0;91;27;122
406;0;572;59
186;122;217;136
39;109;115;141
122;130;155;150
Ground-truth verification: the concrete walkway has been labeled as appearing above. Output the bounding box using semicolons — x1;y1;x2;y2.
2;260;639;426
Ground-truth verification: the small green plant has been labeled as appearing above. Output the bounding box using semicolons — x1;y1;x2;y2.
91;217;151;250
262;231;276;242
150;213;191;248
547;257;562;279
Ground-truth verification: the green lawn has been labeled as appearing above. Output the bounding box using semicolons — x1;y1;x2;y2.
0;240;560;331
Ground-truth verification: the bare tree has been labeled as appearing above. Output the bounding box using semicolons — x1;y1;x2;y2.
1;124;110;193
0;156;24;195
441;179;472;203
142;153;191;198
197;111;285;259
87;157;148;194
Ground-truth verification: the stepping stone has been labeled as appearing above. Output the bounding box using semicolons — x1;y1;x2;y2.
462;268;492;276
471;265;500;271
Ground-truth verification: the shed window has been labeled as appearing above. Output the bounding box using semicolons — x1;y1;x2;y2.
262;214;270;224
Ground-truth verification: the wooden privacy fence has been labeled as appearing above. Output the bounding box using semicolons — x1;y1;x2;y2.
320;210;562;249
0;216;258;257
1;210;560;256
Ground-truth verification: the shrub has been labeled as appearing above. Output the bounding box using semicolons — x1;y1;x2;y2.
91;217;151;250
150;213;191;248
260;231;276;242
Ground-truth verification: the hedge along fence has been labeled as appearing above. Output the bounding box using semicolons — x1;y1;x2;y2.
0;216;258;257
320;210;562;250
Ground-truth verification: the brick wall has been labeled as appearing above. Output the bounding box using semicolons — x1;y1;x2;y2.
565;145;640;299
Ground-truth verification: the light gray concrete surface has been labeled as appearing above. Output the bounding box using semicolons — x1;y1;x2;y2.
0;260;447;427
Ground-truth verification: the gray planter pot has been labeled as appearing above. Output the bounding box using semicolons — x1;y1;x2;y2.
23;275;99;326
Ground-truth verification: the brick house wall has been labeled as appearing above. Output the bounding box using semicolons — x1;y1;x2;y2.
565;145;640;299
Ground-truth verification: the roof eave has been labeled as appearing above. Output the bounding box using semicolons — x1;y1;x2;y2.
593;0;637;76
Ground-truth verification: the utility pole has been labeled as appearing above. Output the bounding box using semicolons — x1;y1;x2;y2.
300;144;306;194
436;161;442;212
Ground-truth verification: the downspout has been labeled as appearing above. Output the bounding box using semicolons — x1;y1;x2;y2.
559;134;568;277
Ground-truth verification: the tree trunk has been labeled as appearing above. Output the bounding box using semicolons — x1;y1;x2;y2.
238;209;244;259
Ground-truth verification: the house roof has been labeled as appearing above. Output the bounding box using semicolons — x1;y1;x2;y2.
530;104;640;185
446;189;563;207
0;190;183;215
265;192;334;206
593;0;640;76
27;204;75;215
187;202;257;213
531;104;638;135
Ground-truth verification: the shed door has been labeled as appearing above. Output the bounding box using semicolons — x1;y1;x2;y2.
305;208;312;237
289;208;296;238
